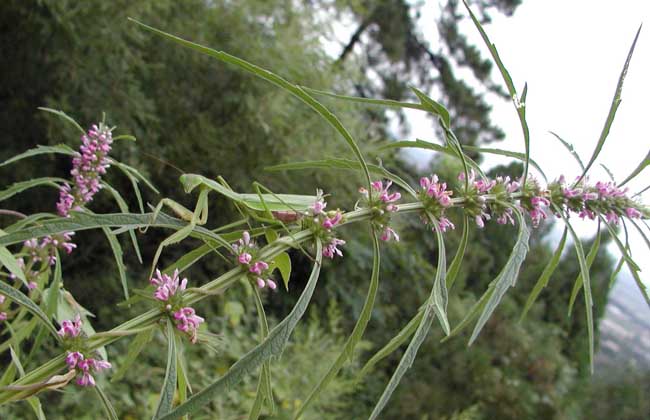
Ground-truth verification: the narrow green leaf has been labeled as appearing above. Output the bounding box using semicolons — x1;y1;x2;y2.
300;86;428;112
568;227;601;315
469;209;530;345
558;209;595;372
520;227;568;321
0;144;75;168
111;160;160;194
102;183;143;264
446;216;469;289
10;346;47;420
577;25;642;183
0;246;27;285
111;327;154;383
549;131;585;170
410;87;451;128
602;218;650;307
294;231;380;419
251;288;274;417
356;309;424;380
113;134;136;142
462;145;547;182
101;227;129;301
462;0;530;183
158;240;323;420
154;320;178;418
130;18;373;191
608;257;625;289
0;177;66;202
368;223;446;419
95;385;119;420
0;282;60;341
38;107;86;135
265;159;417;197
0;212;226;248
619;150;650;187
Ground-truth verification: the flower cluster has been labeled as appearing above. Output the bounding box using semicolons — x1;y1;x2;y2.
549;176;645;224
359;180;401;242
232;231;277;289
305;190;347;258
59;315;112;387
419;174;455;232
57;123;113;217
150;269;204;343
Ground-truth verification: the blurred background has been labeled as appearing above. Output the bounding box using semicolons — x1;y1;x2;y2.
1;0;649;418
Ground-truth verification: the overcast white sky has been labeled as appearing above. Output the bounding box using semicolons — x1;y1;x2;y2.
407;0;650;287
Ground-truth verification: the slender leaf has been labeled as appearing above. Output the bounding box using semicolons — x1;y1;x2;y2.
300;86;428;111
462;145;547;182
38;107;86;135
520;227;568;321
368;223;446;419
568;227;601;315
0;245;27;285
446;216;469;289
295;231;380;419
469;209;530;345
102;183;143;264
0;282;60;340
609;257;625;289
577;25;642;183
95;385;119;420
356;309;424;380
0;145;75;167
101;227;129;300
410;87;451;128
549;131;584;170
111;327;155;383
462;0;530;183
558;209;595;372
158;240;323;420
111;160;159;194
0;177;66;202
154;320;178;418
620;150;650;187
130;18;372;191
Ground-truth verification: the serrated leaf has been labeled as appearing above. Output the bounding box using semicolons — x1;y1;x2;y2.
520;227;568;321
0;177;66;202
577;25;641;183
154;320;178;419
469;209;530;345
158;240;323;420
0;144;75;167
294;231;380;419
368;222;446;419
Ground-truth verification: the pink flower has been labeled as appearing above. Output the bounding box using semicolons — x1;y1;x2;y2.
76;371;95;387
626;207;642;218
606;211;619;225
322;212;343;230
238;252;252;264
27;281;37;290
380;226;400;242
496;208;515;225
310;189;327;216
174;307;205;344
150;269;188;302
420;175;453;207
0;313;6;322
438;217;455;232
323;238;346;259
58;314;83;338
369;180;401;210
266;279;277;290
249;261;269;276
65;351;84;369
0;295;5;304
